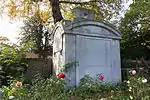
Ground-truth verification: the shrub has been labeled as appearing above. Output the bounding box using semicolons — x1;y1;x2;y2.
0;44;28;86
1;75;68;100
125;70;150;100
0;70;150;100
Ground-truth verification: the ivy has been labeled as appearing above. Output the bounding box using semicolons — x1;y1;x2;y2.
60;61;79;73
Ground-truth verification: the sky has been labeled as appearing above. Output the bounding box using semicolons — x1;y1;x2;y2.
0;0;132;44
0;16;23;44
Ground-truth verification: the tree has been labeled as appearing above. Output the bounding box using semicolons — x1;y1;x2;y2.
1;0;122;23
0;36;9;43
19;16;52;58
0;36;28;85
50;0;63;23
0;0;122;59
120;0;150;59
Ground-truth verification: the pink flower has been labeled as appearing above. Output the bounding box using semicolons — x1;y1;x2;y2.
57;75;59;78
16;81;22;87
56;81;61;85
12;88;16;93
99;75;104;81
132;70;136;76
58;73;66;79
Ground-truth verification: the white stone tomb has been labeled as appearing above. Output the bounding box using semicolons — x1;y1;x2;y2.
52;8;122;88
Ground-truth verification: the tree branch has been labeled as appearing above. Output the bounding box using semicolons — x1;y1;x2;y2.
49;0;63;23
59;0;97;5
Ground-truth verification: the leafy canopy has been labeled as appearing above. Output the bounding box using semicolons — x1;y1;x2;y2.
120;0;150;59
0;37;28;82
0;0;121;23
19;16;51;58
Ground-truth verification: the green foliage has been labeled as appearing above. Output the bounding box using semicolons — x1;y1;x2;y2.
124;71;150;100
20;41;35;52
60;0;121;21
0;66;6;86
0;0;121;22
0;43;28;84
1;75;67;100
19;16;43;57
125;77;150;100
120;0;150;59
19;16;52;58
0;37;9;43
61;61;79;73
70;74;123;99
0;71;150;100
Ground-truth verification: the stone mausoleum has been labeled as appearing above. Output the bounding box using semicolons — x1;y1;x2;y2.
52;8;122;88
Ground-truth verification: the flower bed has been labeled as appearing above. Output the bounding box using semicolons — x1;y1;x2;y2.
0;70;150;100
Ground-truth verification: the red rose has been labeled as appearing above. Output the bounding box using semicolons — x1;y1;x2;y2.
99;75;104;81
58;73;66;79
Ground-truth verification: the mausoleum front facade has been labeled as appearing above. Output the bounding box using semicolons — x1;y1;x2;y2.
52;19;122;88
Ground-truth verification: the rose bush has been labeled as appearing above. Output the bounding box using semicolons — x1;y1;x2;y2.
0;71;150;100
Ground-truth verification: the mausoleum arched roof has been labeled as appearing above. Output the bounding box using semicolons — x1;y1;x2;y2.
52;20;122;40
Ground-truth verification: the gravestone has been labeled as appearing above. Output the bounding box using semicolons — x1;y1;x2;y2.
52;8;122;88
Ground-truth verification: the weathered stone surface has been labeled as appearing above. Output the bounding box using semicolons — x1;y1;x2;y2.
53;19;122;87
72;7;95;20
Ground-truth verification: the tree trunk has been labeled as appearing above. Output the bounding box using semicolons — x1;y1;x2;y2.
49;0;63;23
